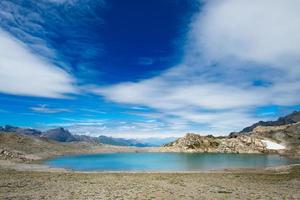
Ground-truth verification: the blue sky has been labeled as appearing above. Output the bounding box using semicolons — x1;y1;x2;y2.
0;0;300;138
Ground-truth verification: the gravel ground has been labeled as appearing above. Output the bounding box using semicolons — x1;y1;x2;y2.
0;166;300;200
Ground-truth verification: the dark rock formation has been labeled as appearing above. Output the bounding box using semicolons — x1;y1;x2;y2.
42;128;77;142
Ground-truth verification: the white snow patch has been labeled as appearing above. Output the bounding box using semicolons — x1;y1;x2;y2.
261;140;285;150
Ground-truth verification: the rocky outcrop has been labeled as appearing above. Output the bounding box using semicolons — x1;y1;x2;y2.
0;148;33;162
163;133;268;153
217;135;267;153
246;122;300;157
163;134;219;152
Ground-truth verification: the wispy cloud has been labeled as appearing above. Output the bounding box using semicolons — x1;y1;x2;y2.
30;104;71;113
92;0;300;135
79;108;106;114
0;29;78;98
0;0;105;98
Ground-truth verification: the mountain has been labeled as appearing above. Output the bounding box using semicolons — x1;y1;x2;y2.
41;128;77;142
240;111;300;133
98;135;149;147
96;136;176;147
73;135;99;143
135;137;177;147
0;125;168;147
0;125;42;136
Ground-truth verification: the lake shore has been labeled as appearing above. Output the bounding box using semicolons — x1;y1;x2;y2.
1;151;300;200
1;164;300;199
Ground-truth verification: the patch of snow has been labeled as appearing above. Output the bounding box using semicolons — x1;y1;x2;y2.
261;140;285;150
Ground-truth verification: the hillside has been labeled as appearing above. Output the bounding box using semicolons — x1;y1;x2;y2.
0;132;155;163
243;122;300;157
0;132;104;162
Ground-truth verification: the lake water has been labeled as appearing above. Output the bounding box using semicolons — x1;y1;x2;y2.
45;152;298;171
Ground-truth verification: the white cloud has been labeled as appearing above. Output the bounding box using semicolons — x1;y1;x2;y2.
193;0;300;72
92;0;300;135
93;70;267;110
0;0;105;98
30;104;71;113
0;29;78;98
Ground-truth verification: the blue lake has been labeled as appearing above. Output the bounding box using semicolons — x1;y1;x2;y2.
45;153;298;171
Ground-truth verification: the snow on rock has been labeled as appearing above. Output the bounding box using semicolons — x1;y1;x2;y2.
261;139;285;150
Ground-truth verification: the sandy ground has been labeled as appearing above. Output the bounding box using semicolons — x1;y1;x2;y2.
0;164;300;200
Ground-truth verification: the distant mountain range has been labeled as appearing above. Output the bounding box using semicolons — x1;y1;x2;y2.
97;135;176;147
1;125;42;137
0;125;176;147
3;111;298;149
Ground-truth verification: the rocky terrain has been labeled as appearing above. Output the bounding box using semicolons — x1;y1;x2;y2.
1;165;300;200
163;111;300;157
163;133;270;153
243;122;300;158
0;132;98;162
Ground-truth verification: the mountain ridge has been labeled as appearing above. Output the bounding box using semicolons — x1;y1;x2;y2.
0;125;174;147
240;111;300;133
